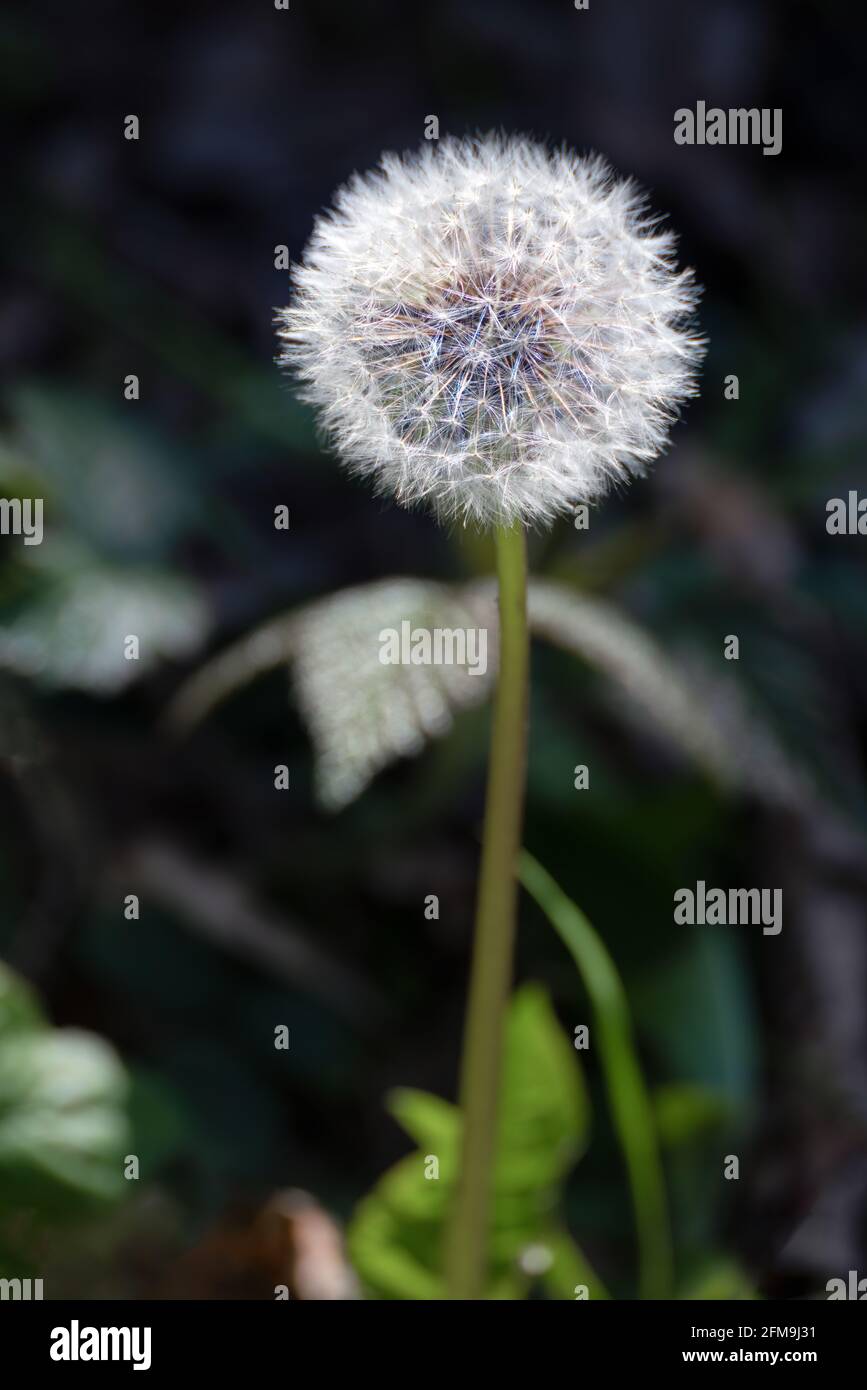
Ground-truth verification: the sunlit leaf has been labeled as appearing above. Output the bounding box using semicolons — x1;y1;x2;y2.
348;984;594;1300
168;574;812;814
387;1087;459;1157
0;542;210;693
0;966;130;1216
291;580;496;810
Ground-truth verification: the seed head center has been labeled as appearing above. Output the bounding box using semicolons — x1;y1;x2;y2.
364;270;574;454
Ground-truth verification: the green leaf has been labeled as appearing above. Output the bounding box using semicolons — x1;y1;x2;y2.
348;984;595;1300
495;983;587;1195
347;1191;448;1301
653;1083;730;1148
0;1030;129;1214
387;1087;460;1157
0;965;130;1218
678;1258;760;1301
290;581;496;811
169;574;812;814
168;579;497;809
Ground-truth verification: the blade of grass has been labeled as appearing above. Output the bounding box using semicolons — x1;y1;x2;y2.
519;849;672;1299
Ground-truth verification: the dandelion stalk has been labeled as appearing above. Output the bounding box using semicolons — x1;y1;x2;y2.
444;521;528;1300
277;133;704;1300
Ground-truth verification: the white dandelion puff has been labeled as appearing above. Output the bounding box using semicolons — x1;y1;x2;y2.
276;133;705;529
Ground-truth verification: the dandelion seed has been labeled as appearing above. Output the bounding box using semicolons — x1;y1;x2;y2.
277;134;704;529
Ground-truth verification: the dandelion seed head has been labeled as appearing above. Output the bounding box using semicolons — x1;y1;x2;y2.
277;134;705;529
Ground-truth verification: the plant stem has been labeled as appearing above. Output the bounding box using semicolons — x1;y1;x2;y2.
519;850;673;1299
444;521;529;1300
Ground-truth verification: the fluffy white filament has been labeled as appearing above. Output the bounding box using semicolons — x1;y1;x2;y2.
277;134;704;529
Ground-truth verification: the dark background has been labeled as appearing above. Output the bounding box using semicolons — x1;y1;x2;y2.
1;0;865;1298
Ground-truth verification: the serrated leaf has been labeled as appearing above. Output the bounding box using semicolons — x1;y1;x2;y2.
347;1192;447;1301
291;580;497;810
171;573;812;814
348;984;590;1299
375;1152;450;1224
387;1087;459;1156
496;983;587;1190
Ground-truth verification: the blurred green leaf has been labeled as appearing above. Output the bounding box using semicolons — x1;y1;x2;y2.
170;574;812;822
349;983;595;1300
346;1181;450;1301
290;581;496;811
654;1083;731;1148
387;1087;459;1156
0;540;209;693
678;1257;759;1300
0;965;130;1217
495;983;587;1194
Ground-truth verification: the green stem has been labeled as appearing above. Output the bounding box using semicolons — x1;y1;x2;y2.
519;850;673;1299
444;522;529;1300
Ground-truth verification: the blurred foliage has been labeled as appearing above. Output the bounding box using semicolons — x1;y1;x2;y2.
0;963;130;1273
0;0;864;1301
349;984;600;1300
0;387;210;691
521;852;672;1299
167;574;812;821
